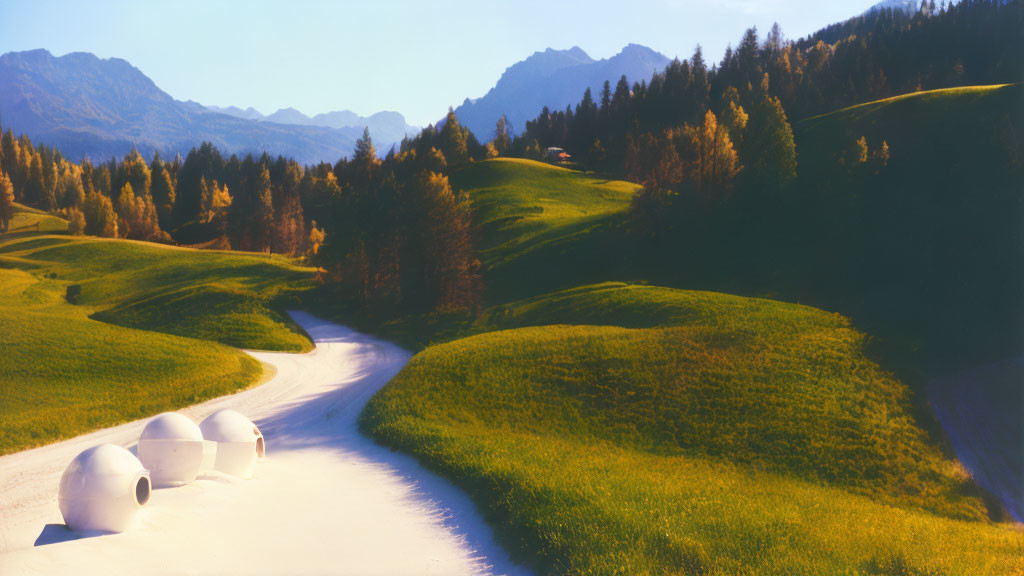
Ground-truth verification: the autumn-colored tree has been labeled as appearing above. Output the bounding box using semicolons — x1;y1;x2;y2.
59;169;85;209
306;220;325;261
117;150;152;203
199;177;232;235
0;171;14;232
877;140;890;166
115;182;161;240
82;191;118;238
679;111;741;203
852;136;869;165
720;86;749;148
66;207;86;235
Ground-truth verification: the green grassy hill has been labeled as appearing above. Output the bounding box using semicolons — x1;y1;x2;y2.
367;88;1024;574
363;282;1020;574
0;204;315;454
450;158;639;304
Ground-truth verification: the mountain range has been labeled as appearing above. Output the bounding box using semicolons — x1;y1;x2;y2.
0;50;411;164
204;105;419;147
450;44;673;140
0;44;673;163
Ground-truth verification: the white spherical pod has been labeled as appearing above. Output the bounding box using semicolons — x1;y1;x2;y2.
137;412;204;487
58;444;151;533
199;409;264;478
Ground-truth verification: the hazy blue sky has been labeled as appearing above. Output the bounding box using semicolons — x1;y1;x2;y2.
0;0;880;125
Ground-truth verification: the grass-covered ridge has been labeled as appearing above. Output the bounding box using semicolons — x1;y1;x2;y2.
451;158;639;303
0;205;315;454
363;282;1020;574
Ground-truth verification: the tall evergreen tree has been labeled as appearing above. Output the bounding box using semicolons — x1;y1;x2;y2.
440;108;469;166
493;115;512;155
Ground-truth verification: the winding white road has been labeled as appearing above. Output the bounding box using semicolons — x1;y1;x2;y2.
0;311;530;576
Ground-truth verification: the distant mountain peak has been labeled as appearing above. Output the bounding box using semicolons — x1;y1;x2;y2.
865;0;919;14
451;43;671;140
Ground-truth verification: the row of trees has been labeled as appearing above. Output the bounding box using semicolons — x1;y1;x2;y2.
508;0;1020;175
0;108;485;319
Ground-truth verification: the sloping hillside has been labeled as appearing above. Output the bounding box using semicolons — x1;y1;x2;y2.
0;205;315;453
451;158;639;303
791;83;1023;373
363;282;1020;575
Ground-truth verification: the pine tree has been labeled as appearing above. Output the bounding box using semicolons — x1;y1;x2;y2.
440;108;469;166
742;92;796;193
26;153;44;206
252;167;274;252
354;127;376;162
151;163;176;230
493;115;512;155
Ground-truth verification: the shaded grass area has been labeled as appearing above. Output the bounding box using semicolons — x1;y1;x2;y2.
450;158;639;304
363;282;1022;574
0;205;315;454
791;83;1024;376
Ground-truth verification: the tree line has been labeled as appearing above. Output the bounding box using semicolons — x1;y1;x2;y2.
0;108;488;319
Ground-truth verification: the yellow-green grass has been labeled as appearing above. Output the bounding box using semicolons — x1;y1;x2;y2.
363;282;1022;574
800;84;1013;126
4;202;69;235
0;234;314;352
0;266;261;455
0;206;315;454
450;158;639;303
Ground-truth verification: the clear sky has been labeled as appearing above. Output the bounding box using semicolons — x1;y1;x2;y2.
0;0;880;126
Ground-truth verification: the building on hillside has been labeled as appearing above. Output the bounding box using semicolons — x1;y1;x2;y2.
544;147;571;163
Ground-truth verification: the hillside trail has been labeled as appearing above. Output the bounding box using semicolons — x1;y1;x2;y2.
0;311;531;576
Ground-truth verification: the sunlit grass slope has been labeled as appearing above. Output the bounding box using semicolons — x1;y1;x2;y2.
0;205;315;454
363;282;1021;575
450;158;639;303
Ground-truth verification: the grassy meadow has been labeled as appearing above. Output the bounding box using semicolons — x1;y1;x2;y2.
0;204;315;454
363;282;1022;574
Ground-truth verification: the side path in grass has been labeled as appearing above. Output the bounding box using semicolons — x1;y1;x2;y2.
0;311;531;576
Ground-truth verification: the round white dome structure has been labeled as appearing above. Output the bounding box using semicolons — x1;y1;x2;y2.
137;412;205;487
58;444;151;533
199;409;264;478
